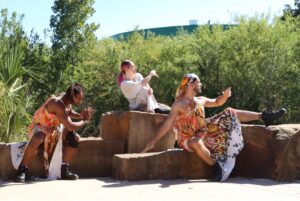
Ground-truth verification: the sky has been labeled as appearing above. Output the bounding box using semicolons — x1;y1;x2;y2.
0;0;295;40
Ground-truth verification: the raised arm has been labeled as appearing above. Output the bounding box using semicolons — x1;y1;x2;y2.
141;70;158;87
200;87;231;108
141;102;180;153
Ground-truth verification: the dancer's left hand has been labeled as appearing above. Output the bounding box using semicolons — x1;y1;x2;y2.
222;87;232;98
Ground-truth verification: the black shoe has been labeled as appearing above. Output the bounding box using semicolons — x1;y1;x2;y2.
173;140;180;149
212;162;223;182
262;108;286;127
154;108;170;114
61;164;79;180
14;165;28;182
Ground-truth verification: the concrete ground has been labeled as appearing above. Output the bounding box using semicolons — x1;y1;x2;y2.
0;177;299;201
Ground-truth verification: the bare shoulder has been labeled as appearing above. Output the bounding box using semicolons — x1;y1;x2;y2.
172;98;189;113
197;96;208;101
47;97;65;114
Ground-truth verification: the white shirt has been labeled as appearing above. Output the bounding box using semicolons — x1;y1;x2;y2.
120;73;158;111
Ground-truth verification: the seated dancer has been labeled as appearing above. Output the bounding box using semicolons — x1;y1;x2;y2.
15;83;93;182
117;60;170;114
142;73;286;181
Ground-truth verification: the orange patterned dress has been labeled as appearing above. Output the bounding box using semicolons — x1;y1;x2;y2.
27;97;61;175
175;97;244;171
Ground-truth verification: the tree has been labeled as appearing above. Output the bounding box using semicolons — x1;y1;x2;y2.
49;0;99;90
282;0;300;19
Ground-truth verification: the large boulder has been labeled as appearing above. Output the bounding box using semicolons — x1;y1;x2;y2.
112;124;300;181
100;111;175;153
233;124;300;180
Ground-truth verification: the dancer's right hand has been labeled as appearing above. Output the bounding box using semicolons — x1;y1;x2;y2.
150;70;159;77
141;141;155;153
81;106;93;122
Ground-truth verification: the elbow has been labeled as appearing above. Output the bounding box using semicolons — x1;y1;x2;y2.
64;123;78;131
216;99;225;107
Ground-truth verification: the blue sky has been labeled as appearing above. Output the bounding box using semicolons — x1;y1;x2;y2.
0;0;295;40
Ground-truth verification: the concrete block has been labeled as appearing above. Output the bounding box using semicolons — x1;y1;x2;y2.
0;138;124;179
112;150;213;180
100;111;175;153
71;137;124;177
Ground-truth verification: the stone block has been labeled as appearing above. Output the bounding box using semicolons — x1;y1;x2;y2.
112;124;300;181
100;111;175;153
0;138;124;179
112;150;213;180
71;137;124;177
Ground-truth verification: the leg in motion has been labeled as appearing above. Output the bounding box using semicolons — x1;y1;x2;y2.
231;108;286;126
187;137;222;181
15;132;45;182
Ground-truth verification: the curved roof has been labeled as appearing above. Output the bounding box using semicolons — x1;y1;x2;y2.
112;24;234;40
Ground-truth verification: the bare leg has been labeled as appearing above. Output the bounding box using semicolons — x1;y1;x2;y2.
234;109;261;123
187;137;215;166
61;130;80;180
20;132;45;166
62;146;78;163
62;130;80;163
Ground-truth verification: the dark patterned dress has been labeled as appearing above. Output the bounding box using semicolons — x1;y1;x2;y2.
174;97;244;181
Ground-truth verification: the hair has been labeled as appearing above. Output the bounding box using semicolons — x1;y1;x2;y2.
65;83;84;103
117;60;135;87
175;73;199;99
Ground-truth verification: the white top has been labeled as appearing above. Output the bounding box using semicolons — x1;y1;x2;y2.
120;73;158;112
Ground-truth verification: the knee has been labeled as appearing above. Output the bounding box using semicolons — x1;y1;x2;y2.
29;132;45;147
190;138;208;150
188;139;201;150
65;131;80;148
225;107;237;115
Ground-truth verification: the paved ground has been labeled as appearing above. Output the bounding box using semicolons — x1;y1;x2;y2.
0;177;299;201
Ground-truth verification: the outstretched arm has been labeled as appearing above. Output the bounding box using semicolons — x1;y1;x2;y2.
141;70;158;87
141;103;179;153
201;87;231;108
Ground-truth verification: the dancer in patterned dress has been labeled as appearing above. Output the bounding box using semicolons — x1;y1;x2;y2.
142;73;286;181
15;83;93;182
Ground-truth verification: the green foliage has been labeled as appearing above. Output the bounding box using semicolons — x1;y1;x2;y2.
0;9;42;142
1;4;300;141
50;0;99;89
77;16;300;134
282;0;300;18
0;43;34;142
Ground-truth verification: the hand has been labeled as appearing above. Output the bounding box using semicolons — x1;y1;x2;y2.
150;70;159;78
148;87;153;96
222;87;232;98
80;106;93;121
141;141;155;153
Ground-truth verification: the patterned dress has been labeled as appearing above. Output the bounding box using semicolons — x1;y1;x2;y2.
174;97;244;181
27;97;62;176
